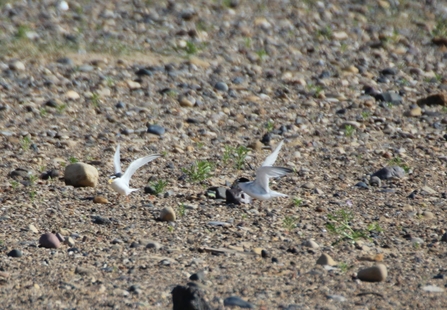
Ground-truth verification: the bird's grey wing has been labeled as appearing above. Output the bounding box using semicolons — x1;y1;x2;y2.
262;140;284;167
254;166;292;192
114;144;122;174
121;154;161;186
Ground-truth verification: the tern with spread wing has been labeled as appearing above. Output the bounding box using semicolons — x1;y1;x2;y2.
237;140;292;202
108;144;160;201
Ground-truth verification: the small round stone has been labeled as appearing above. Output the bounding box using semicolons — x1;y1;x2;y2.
39;233;61;249
147;124;166;136
160;207;176;222
357;264;387;282
214;81;229;92
7;249;22;258
303;239;319;249
93;196;109;204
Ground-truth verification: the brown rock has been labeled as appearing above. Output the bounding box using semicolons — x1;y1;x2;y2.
357;264;387;282
417;93;447;106
39;233;61;249
93;196;109;204
64;163;99;187
160;207;176;222
316;253;337;266
248;140;263;151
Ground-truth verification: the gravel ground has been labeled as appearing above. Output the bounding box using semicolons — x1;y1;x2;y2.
2;0;447;309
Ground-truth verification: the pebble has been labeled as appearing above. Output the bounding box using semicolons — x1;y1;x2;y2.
327;295;346;302
65;90;80;100
406;106;422;117
160;207;176;222
302;239;319;249
64;163;99;187
64;237;75;247
39;233;61;249
146;240;162;250
92;216;111;225
7;249;22;258
189;270;205;281
417;93;447;106
126;80;141;89
316;253;337;266
354;182;368;189
375;92;402;105
372;166;405;180
214;81;229;92
369;176;381;187
10;61;25;71
93;196;108;204
422;285;444;292
357;264;387;282
223;296;254;308
302;182;315;190
179;96;195;107
29;224;38;233
147;124;166;136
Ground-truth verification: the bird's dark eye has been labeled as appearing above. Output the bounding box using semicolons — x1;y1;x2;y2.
110;172;122;179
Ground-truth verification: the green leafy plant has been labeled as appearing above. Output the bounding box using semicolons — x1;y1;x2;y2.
182;160;214;183
68;156;78;164
185;41;198;55
256;49;267;61
168;226;174;232
244;37;252;48
150;180;168;195
39;108;48;117
317;26;333;39
388;156;410;173
234;146;249;170
221;145;249;170
29;190;37;201
283;216;297;233
361;111;370;119
10;180;19;190
326;209;382;245
166;89;178;98
338;262;349;273
20;136;31;151
29;174;38;186
16;25;30;40
293;197;303;207
91;93;101;107
178;203;186;217
56;103;67;114
344;125;355;137
265;120;274;132
432;19;447;37
223;145;233;165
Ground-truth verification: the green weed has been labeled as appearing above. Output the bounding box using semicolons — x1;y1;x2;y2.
182;160;214;183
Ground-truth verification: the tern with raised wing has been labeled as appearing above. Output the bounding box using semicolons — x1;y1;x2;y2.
108;144;160;201
237;140;292;202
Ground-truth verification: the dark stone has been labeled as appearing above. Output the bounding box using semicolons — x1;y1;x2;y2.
381;67;398;75
147;124;165;136
223;296;254;308
374;92;403;105
417;93;447;106
115;101;126;109
92;216;111;225
372;166;405;180
232;77;244;84
45;99;59;107
261;132;272;145
172;285;212;310
214;81;229;92
40;169;59;180
189;270;205;281
272;257;279;263
354;182;368;189
144;186;157;194
261;249;269;258
135;68;153;77
7;249;22;258
441;233;447;242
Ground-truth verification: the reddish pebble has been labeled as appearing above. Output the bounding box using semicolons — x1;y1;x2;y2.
39;233;61;249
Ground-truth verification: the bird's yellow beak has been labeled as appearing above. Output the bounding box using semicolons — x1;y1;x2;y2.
108;179;114;184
